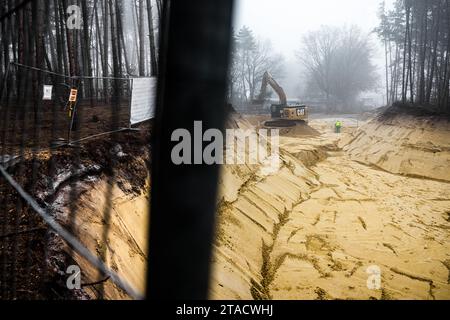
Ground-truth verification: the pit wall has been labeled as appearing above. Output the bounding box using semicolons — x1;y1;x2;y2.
340;114;450;182
66;178;150;300
209;116;330;299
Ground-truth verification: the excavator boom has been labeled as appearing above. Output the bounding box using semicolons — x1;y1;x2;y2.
258;71;287;105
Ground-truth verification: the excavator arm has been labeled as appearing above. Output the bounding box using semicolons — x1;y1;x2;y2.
258;71;287;106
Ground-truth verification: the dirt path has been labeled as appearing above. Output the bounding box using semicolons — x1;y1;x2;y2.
211;114;450;300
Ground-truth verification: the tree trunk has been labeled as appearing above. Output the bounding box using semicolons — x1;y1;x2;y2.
147;0;158;76
138;0;146;76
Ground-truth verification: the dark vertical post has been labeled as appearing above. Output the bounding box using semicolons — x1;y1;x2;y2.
147;0;234;299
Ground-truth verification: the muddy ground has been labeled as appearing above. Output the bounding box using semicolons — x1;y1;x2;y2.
0;123;150;300
0;99;132;153
211;110;450;300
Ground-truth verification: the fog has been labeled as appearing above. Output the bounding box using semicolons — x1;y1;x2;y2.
233;0;396;106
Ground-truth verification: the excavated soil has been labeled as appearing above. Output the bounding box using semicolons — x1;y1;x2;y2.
0;125;150;300
211;112;450;300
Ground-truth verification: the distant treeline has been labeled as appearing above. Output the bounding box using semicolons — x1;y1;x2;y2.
376;0;450;112
0;0;161;101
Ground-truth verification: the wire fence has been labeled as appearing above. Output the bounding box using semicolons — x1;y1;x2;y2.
1;63;134;149
0;62;147;300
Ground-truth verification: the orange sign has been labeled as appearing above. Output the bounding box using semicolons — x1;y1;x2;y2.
69;89;78;102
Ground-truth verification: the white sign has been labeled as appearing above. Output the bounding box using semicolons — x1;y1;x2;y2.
43;85;53;100
130;77;157;125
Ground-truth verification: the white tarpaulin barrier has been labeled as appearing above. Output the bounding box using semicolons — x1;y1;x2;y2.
130;77;157;125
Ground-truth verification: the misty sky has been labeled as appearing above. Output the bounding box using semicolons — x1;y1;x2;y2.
233;0;396;103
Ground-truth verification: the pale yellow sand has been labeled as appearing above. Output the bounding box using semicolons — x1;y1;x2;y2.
210;114;450;300
65;112;450;300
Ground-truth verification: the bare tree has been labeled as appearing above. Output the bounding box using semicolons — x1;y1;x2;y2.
138;0;146;76
146;0;158;76
298;25;377;112
229;26;285;106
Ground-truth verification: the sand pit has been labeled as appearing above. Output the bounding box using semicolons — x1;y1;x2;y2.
211;113;450;300
6;110;447;300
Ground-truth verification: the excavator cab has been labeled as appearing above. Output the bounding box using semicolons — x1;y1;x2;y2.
270;104;284;118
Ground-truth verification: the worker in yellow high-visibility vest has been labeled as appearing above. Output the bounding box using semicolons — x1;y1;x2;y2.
335;120;342;134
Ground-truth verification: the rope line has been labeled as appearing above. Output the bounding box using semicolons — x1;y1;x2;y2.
11;62;132;81
0;163;144;300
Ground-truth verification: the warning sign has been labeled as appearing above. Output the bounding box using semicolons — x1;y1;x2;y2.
69;89;78;102
43;85;53;100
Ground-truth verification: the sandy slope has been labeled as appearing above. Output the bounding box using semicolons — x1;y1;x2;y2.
210;113;450;300
342;115;450;182
70;179;149;299
39;132;152;300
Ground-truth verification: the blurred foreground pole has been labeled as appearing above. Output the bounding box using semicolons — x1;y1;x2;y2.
147;0;234;299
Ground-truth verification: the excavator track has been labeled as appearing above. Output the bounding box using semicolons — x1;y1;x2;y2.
264;120;297;128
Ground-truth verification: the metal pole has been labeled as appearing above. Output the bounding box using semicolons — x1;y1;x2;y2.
129;78;133;129
147;0;234;299
67;78;77;145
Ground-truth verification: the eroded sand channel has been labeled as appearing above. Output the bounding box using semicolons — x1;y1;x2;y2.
211;114;450;300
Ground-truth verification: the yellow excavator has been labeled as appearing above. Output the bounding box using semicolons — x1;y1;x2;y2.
253;71;308;127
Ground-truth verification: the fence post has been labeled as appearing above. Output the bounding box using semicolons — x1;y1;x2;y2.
129;77;134;130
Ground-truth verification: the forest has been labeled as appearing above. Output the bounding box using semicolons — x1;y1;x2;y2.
0;0;161;102
376;0;450;111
